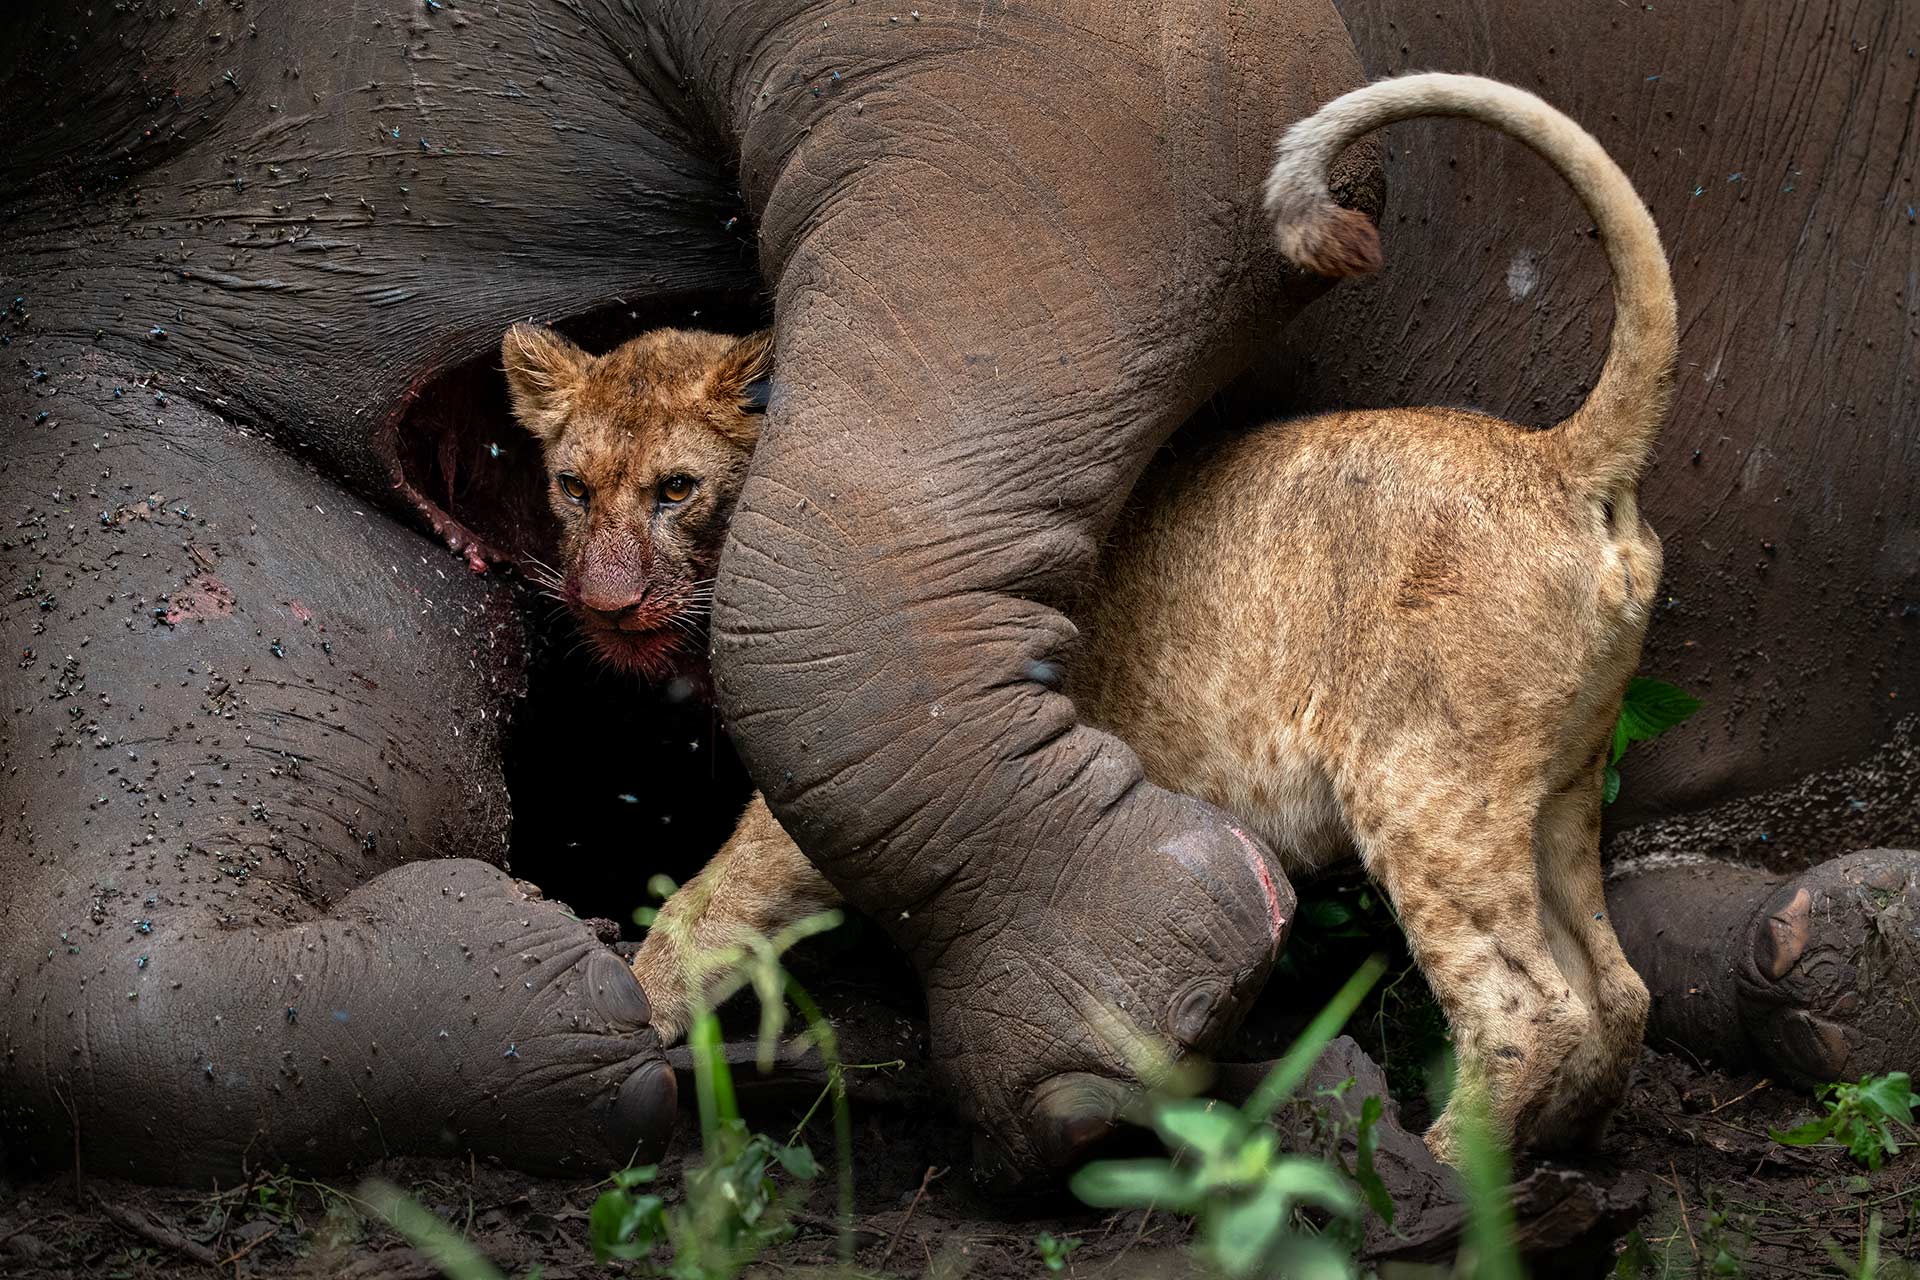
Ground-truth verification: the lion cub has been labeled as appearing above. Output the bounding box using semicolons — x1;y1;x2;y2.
503;72;1676;1162
500;325;773;688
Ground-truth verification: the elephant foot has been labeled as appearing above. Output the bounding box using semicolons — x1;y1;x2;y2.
1608;848;1920;1084
263;860;681;1177
4;860;677;1184
926;800;1292;1189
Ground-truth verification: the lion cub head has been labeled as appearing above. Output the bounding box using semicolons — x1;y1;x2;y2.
501;324;772;684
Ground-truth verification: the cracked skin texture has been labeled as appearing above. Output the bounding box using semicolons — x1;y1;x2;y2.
0;0;747;1182
0;386;672;1180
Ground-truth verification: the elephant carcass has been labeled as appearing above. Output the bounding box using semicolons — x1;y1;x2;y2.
1;0;1376;1184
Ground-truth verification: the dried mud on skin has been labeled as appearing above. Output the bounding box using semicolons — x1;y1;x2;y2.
4;1041;1915;1279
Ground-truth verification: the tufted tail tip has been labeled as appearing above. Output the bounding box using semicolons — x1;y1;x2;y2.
1279;205;1384;279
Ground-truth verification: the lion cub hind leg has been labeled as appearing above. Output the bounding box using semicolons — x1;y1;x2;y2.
629;791;844;1044
1527;762;1652;1146
1352;773;1591;1162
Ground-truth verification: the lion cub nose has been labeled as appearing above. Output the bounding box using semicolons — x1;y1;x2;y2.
578;586;647;621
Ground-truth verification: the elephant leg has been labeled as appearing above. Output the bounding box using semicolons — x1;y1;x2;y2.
1607;848;1920;1085
716;434;1309;1185
630;792;844;1045
670;0;1376;1184
0;379;673;1181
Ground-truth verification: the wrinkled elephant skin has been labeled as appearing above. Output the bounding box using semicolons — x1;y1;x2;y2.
0;397;673;1179
681;3;1374;1178
8;0;1912;1192
1;0;1372;1183
1;0;754;1181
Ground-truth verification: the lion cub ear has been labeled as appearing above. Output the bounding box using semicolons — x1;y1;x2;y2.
713;330;775;416
501;323;589;445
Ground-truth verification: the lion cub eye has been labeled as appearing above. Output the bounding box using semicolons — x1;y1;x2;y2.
659;474;696;504
556;472;589;504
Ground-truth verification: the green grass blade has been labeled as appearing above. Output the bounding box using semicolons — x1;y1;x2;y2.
688;1008;741;1162
784;972;855;1266
359;1179;507;1280
1450;1090;1522;1280
1243;953;1389;1122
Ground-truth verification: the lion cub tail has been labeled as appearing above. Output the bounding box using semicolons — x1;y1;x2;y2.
1263;73;1677;496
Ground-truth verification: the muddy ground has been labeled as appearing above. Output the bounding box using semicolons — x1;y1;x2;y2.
3;929;1916;1280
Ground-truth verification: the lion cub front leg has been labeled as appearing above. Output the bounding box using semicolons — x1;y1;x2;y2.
629;791;843;1044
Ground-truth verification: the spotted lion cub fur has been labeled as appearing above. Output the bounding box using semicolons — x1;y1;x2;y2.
503;72;1677;1163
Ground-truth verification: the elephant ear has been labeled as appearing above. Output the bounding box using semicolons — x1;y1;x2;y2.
712;329;774;417
502;323;590;445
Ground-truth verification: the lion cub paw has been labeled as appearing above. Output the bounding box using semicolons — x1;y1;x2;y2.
628;939;694;1047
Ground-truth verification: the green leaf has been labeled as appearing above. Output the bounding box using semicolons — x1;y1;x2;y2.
1207;1180;1290;1278
588;1188;664;1263
1262;1157;1361;1218
1316;1076;1355;1104
1353;1095;1396;1227
1769;1115;1838;1146
1617;678;1701;744
773;1142;819;1180
1203;1166;1358;1277
1602;764;1622;805
1856;1072;1915;1125
609;1164;658;1190
1811;1081;1904;1171
1304;899;1354;929
1191;1128;1278;1196
1264;1235;1359;1280
1151;1100;1246;1160
1613;1230;1656;1279
1610;716;1631;766
1070;1158;1198;1212
1034;1232;1082;1273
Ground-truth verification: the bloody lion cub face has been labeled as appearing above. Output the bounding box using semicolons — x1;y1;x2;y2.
501;324;772;684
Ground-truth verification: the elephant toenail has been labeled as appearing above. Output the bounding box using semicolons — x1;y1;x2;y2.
1026;1072;1131;1170
1757;886;1813;980
1770;1009;1853;1083
611;1059;677;1163
1168;979;1226;1048
586;949;652;1029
